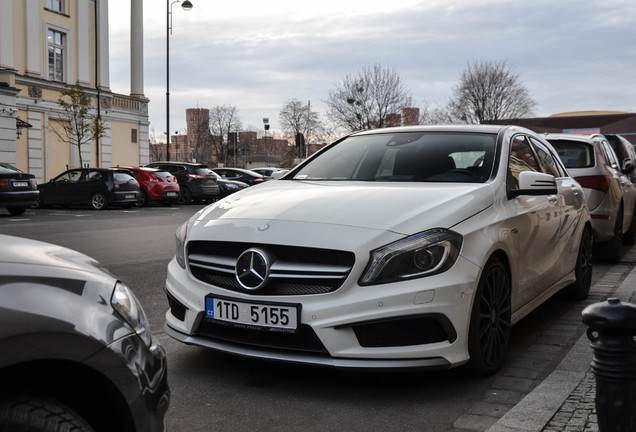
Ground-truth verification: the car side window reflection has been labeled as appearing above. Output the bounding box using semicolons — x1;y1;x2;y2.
508;135;540;190
530;137;563;178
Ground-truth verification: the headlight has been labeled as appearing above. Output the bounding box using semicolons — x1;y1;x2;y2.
175;221;187;268
111;282;152;347
360;229;462;286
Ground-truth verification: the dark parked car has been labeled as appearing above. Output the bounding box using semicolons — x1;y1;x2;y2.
212;167;265;186
114;166;180;206
211;171;248;198
0;162;39;216
0;234;169;431
250;167;289;179
145;162;220;204
38;168;140;210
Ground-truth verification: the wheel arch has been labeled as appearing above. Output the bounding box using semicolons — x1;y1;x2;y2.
0;359;134;432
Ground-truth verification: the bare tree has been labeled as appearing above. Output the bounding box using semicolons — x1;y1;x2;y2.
325;63;413;133
209;105;242;167
52;85;104;167
279;99;323;143
447;60;536;124
148;128;166;162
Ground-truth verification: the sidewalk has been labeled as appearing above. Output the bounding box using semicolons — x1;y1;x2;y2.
486;247;636;432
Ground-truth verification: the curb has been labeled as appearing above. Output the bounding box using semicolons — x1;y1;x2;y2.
486;261;636;432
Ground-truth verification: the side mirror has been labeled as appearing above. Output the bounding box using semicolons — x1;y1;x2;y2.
510;171;558;197
622;158;635;174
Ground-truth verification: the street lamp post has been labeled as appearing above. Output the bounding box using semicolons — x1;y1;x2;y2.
166;0;193;161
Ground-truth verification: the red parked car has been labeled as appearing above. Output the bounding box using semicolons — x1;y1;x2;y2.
114;166;180;206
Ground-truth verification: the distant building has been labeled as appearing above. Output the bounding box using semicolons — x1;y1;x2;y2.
495;111;636;145
0;0;150;181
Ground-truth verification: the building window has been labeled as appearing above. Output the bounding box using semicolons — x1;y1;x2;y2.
131;129;138;143
47;29;65;82
46;0;63;12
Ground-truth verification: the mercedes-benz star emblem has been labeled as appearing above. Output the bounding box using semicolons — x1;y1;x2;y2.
235;248;271;290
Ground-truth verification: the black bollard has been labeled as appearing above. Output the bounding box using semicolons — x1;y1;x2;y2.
582;298;636;432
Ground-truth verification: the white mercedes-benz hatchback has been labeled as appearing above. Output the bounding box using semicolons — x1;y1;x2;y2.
164;125;592;376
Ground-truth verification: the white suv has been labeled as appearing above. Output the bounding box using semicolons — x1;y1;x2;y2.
547;133;636;262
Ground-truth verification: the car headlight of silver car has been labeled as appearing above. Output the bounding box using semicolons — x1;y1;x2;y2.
360;229;463;286
175;221;188;268
111;282;152;347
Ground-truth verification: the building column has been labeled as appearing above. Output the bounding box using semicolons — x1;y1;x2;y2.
130;0;144;97
25;0;40;77
98;0;110;89
0;0;13;69
77;0;90;85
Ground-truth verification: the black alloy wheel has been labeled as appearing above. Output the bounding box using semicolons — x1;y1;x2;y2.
137;190;148;207
467;256;511;376
568;227;593;300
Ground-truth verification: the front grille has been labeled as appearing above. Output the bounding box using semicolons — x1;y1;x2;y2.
187;241;355;295
196;319;329;354
350;314;457;348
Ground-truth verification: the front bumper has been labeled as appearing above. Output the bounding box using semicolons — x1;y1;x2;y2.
164;254;481;370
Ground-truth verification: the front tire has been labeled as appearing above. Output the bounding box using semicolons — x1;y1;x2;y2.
0;394;95;432
466;256;511;376
90;192;107;210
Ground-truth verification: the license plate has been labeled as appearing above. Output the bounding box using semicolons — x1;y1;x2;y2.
13;181;29;187
166;191;178;197
125;194;135;199
205;296;299;332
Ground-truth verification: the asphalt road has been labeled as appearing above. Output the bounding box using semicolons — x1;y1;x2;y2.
0;206;613;432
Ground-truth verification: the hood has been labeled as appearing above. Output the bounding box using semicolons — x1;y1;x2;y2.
194;180;494;235
0;234;110;276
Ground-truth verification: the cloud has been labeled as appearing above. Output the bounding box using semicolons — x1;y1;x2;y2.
109;0;636;138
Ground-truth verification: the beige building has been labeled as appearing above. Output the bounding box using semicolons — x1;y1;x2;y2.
0;0;148;182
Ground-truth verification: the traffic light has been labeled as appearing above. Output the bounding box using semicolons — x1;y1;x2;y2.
295;133;305;158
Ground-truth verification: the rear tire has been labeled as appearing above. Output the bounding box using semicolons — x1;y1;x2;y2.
623;205;636;246
7;207;26;216
177;187;192;205
90;192;107;210
0;394;95;432
137;190;148;207
466;256;511;376
568;227;593;300
596;208;623;263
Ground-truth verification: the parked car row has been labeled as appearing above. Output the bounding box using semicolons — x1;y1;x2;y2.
546;133;636;262
0;162;284;212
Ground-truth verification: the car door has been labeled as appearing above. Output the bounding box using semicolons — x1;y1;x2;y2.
530;136;584;277
506;134;564;311
45;170;83;205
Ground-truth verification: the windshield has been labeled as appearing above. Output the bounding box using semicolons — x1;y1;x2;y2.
293;132;496;183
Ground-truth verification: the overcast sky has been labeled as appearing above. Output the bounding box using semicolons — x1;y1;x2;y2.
108;0;635;139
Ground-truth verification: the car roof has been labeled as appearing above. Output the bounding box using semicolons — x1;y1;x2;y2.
544;133;606;145
351;124;509;137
